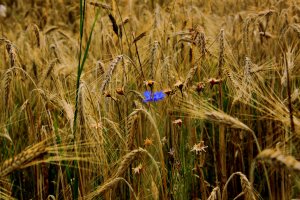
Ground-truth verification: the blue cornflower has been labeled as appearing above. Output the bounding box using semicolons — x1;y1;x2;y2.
143;90;166;103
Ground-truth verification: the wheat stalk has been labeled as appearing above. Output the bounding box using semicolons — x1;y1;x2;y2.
241;57;253;102
85;148;147;199
222;172;256;200
243;18;251;56
218;29;225;78
239;172;256;200
85;177;137;200
115;148;146;177
100;55;123;94
60;99;74;131
39;58;59;87
95;60;105;78
28;24;40;48
78;82;86;139
256;148;300;171
126;111;139;150
0;143;47;177
183;64;198;89
89;1;112;10
3;68;13;105
5;42;17;68
207;186;221;200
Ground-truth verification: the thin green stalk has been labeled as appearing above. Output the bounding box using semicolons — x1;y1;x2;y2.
71;1;100;198
74;4;100;138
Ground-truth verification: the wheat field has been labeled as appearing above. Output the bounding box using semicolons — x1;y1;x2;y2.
0;0;300;199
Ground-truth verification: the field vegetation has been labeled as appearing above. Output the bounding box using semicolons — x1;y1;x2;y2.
0;0;300;199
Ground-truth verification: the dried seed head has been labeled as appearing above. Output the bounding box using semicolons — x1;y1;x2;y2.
104;91;111;97
207;78;222;88
174;80;183;90
116;87;125;95
122;17;130;25
196;82;205;93
163;88;172;96
133;32;147;43
173;119;182;126
145;80;155;88
108;13;120;37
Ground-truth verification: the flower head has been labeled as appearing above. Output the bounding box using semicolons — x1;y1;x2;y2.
143;90;166;103
191;141;208;154
132;163;143;175
144;137;153;147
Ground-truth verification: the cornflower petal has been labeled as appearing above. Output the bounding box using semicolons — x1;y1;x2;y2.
143;90;165;103
153;91;166;101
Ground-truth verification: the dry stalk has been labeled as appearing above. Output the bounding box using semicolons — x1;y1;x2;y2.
284;51;295;134
281;51;294;87
217;29;226;189
183;27;206;88
283;88;299;104
149;41;159;80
